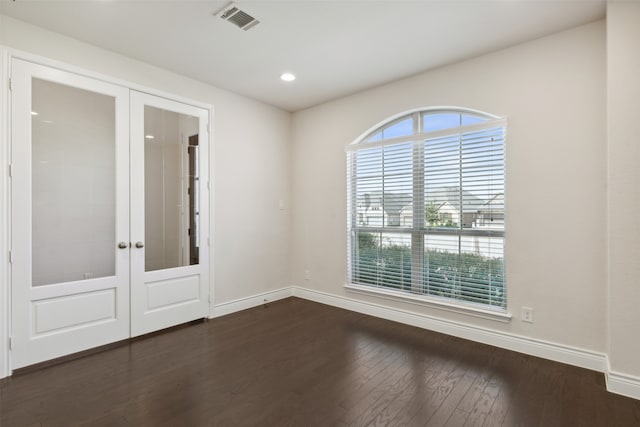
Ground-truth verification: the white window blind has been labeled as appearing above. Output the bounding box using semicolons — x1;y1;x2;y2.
347;110;506;310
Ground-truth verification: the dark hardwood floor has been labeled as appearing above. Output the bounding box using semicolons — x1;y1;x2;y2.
1;297;639;426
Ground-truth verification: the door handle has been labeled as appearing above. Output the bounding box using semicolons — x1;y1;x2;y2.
118;241;128;249
135;241;144;249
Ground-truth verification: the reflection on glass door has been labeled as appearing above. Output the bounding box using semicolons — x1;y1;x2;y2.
143;105;200;272
188;135;199;265
32;78;116;286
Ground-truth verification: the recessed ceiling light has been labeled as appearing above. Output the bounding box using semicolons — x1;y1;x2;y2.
31;111;39;116
145;135;155;139
280;72;296;82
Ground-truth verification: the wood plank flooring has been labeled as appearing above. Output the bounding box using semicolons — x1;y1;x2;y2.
1;297;639;426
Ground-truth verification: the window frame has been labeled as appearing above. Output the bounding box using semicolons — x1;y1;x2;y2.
346;108;509;319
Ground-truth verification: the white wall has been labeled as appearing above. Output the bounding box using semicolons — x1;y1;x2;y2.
291;21;606;353
0;17;292;307
607;1;640;379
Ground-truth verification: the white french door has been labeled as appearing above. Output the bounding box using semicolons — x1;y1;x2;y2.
129;91;210;337
10;60;130;368
10;59;210;369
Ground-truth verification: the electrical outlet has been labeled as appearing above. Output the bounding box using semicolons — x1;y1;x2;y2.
522;306;533;323
304;270;311;281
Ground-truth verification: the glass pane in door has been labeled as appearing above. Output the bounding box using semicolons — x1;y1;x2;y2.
31;78;116;286
144;105;200;272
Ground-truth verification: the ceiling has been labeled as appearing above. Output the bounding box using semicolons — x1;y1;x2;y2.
1;0;605;112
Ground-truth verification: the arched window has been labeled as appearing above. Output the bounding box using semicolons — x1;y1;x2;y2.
347;108;506;310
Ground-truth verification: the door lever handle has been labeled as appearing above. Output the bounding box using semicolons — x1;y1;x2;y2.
135;241;144;249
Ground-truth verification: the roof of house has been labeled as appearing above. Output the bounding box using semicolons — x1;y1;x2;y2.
358;187;504;214
425;186;487;213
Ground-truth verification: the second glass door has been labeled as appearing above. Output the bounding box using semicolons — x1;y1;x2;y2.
130;91;210;337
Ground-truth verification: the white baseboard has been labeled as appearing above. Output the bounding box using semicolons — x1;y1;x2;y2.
209;287;293;318
606;364;640;400
292;286;607;373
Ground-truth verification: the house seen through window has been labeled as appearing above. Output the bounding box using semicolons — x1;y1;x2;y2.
347;109;506;309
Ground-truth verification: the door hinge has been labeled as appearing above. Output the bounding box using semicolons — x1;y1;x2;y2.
207;181;210;190
207;237;210;247
8;250;12;264
208;294;212;304
8;337;12;350
8;78;11;91
8;164;12;178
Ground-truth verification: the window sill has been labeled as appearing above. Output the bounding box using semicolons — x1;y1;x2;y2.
344;283;512;323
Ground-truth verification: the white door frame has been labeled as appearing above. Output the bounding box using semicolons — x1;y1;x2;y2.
1;47;10;379
0;48;214;377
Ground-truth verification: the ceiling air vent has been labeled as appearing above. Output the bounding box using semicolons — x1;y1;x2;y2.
215;2;260;31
